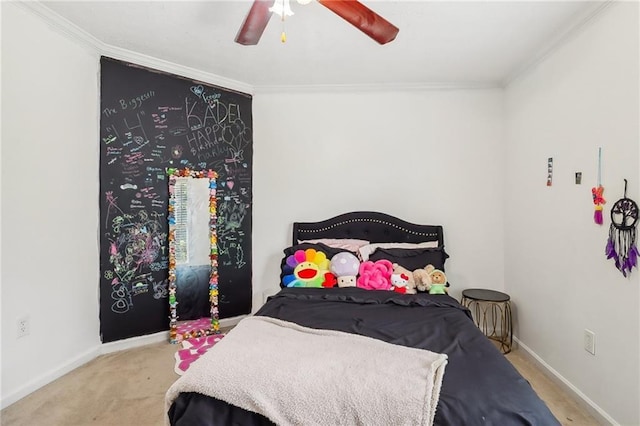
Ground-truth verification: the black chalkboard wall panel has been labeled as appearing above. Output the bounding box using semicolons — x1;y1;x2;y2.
99;57;253;343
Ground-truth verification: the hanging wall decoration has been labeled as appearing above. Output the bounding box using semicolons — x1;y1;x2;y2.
592;147;605;225
605;179;639;277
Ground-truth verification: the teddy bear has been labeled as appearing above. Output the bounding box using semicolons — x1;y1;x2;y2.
427;268;449;295
413;264;434;292
392;263;417;294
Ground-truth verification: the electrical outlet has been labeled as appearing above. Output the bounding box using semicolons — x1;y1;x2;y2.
17;316;30;338
584;329;595;355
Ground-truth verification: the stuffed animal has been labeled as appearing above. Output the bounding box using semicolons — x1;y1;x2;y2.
428;268;449;295
392;263;417;294
390;273;409;294
330;252;360;288
282;248;335;288
413;264;434;292
356;259;393;291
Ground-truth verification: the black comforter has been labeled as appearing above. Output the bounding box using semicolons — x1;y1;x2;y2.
169;287;559;425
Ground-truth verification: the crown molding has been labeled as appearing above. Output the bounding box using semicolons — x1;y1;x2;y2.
14;1;103;55
17;1;254;95
17;0;616;95
100;44;255;96
16;1;501;95
254;81;502;94
503;0;615;87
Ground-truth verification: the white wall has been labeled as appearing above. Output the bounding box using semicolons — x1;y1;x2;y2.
4;2;638;423
1;2;101;407
504;2;639;425
252;89;505;308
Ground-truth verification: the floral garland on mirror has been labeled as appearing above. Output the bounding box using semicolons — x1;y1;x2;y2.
167;168;220;343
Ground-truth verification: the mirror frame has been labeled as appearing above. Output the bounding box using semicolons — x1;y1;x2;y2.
167;168;220;343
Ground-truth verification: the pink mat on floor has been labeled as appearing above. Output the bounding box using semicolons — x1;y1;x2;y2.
174;334;225;375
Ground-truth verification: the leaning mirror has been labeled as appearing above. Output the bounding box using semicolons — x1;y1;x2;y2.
167;168;220;343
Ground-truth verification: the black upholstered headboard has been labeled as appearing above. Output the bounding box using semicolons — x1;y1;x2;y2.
292;212;443;247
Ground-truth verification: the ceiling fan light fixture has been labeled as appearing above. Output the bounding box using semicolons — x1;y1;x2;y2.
269;0;294;18
235;0;398;46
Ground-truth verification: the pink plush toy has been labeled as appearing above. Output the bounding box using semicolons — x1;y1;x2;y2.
356;259;393;290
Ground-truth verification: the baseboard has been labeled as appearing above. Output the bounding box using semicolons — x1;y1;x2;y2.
1;315;249;409
100;315;247;354
100;330;169;354
0;345;100;410
514;336;618;425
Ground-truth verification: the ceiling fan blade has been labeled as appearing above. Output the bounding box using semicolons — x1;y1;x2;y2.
235;0;273;45
318;0;399;45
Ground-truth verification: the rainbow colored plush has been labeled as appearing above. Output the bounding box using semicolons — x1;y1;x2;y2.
282;249;336;288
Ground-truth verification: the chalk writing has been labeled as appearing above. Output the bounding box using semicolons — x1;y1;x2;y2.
169;127;188;136
185;96;241;131
153;278;168;299
103;135;117;144
100;58;253;341
111;278;133;314
123;113;149;150
119;90;155;110
152;112;168;129
124;152;144;164
105;191;166;314
149;260;169;271
106;146;123;156
103;106;118;118
190;85;205;97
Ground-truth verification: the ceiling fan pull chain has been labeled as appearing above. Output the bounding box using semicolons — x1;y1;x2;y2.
281;16;287;43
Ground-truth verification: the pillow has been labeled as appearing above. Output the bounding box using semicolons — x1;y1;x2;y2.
358;241;439;261
369;247;449;272
280;243;345;288
283;243;348;262
298;238;370;253
356;259;393;291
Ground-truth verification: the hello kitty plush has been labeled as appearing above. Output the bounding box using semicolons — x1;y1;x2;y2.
392;263;417;294
390;273;410;294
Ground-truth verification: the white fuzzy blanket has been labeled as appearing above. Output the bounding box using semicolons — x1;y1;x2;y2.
165;316;448;426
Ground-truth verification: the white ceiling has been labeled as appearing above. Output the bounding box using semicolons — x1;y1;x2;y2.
40;0;605;88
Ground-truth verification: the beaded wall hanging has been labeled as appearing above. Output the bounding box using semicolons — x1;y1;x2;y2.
592;147;606;225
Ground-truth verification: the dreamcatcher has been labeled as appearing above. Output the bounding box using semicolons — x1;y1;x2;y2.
605;179;639;277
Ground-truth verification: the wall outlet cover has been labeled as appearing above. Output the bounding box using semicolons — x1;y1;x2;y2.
17;316;30;338
584;329;595;355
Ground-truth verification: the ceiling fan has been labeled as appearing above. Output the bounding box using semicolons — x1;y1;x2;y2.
235;0;399;46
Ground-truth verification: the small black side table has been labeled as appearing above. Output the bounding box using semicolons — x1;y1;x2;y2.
461;288;513;354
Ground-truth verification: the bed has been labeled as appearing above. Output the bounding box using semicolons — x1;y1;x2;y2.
166;211;559;425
